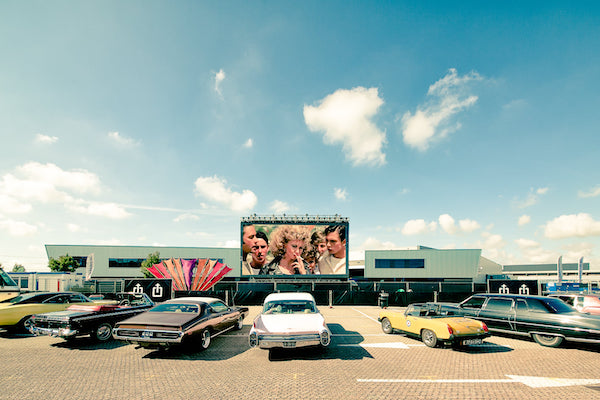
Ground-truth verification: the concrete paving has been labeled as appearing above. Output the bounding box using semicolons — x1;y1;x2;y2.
1;305;600;399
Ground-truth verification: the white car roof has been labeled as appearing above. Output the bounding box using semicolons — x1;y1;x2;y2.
167;297;223;305
263;292;315;303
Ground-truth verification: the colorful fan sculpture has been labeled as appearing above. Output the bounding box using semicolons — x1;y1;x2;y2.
147;258;232;291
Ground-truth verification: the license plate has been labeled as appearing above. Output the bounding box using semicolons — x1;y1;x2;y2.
462;338;483;345
283;341;296;348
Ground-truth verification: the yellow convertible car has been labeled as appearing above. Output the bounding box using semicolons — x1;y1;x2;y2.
0;291;112;332
378;303;490;348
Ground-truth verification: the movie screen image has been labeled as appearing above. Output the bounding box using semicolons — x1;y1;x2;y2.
241;222;348;277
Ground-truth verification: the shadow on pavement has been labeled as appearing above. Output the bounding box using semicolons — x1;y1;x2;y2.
51;337;129;350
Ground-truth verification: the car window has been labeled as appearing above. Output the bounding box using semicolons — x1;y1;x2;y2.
44;295;69;304
210;301;229;313
541;298;575;314
151;303;200;313
515;299;528;313
405;305;421;316
264;300;316;314
484;298;513;312
461;296;486;309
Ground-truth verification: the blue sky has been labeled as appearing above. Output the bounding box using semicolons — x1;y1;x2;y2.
1;1;599;272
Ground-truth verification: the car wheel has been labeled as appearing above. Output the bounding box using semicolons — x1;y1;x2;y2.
421;329;438;348
199;329;211;350
234;316;244;330
94;322;113;342
381;318;393;334
22;316;35;332
532;333;564;348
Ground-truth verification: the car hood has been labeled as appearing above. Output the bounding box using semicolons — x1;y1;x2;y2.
116;311;197;328
256;313;326;333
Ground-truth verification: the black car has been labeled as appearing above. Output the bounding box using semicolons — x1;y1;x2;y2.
29;293;154;342
112;297;249;351
437;293;600;347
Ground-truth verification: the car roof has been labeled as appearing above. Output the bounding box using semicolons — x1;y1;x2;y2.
165;297;223;305
263;292;315;303
471;293;554;301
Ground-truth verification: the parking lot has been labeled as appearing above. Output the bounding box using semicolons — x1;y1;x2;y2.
2;305;600;400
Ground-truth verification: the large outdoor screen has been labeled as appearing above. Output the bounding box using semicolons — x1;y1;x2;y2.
241;219;349;278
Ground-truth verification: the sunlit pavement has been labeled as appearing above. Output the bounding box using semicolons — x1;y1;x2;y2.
1;305;600;399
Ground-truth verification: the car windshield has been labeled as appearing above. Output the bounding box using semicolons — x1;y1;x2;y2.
150;303;200;314
542;298;577;314
2;293;53;304
263;300;316;314
0;269;18;287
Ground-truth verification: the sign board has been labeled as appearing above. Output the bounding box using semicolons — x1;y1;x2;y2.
546;282;582;292
125;279;172;303
488;279;539;295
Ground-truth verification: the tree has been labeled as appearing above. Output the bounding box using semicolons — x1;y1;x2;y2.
140;251;161;277
12;264;25;272
48;254;80;272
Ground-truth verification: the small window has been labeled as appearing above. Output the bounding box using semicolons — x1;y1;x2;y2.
461;296;486;309
485;298;513;312
526;299;550;313
210;301;229;313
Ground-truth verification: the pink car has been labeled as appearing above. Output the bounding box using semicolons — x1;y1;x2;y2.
549;294;600;315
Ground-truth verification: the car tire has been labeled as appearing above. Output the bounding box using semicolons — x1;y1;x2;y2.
94;322;113;342
21;316;35;333
199;329;211;350
381;318;393;334
421;329;438;348
532;333;564;348
234;316;244;330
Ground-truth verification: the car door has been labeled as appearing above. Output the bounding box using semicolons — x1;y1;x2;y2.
207;301;232;332
477;297;515;332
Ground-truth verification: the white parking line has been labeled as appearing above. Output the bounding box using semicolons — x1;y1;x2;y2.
351;308;380;323
357;375;600;388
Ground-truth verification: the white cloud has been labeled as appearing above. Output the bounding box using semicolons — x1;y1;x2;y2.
67;201;132;219
194;175;257;212
438;214;480;234
459;219;480;233
358;237;399;250
35;134;58;144
439;214;456;234
334;188;348;201
515;187;549;209
544;213;600;239
0;194;31;214
108;131;140;147
214;68;226;97
515;238;539;248
401;219;437;235
0;218;37;236
270;200;290;214
0;163;101;208
67;223;81;232
243;138;253;148
401;68;482;151
304;87;386;167
578;185;600;198
518;215;531;226
174;213;200;222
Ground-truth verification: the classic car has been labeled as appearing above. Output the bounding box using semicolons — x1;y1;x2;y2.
112;297;249;350
29;292;154;342
0;291;111;332
548;294;600;315
248;292;331;350
378;303;490;347
437;293;600;347
0;267;19;302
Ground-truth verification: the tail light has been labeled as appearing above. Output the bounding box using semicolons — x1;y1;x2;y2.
481;322;489;332
447;324;454;335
